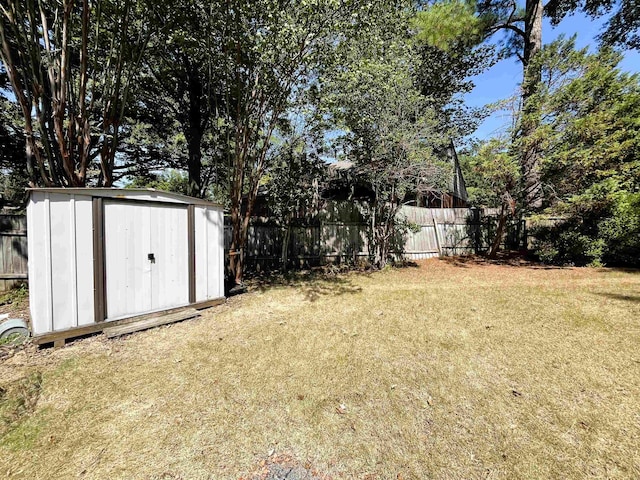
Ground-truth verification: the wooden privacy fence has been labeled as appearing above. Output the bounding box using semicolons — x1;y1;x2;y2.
0;215;28;291
0;204;526;290
224;204;526;270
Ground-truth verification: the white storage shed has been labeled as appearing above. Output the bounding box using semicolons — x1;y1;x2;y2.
27;188;225;344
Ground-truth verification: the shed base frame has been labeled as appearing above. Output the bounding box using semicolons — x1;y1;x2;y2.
32;297;225;347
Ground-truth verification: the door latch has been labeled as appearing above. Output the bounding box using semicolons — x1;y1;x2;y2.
148;253;155;263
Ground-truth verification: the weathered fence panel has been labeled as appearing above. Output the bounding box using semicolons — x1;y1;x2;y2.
2;203;527;287
0;215;28;292
222;204;523;269
400;206;474;259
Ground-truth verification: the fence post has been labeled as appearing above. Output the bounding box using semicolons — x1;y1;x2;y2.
432;216;442;256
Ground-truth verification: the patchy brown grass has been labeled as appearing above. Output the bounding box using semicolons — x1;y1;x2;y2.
1;258;639;479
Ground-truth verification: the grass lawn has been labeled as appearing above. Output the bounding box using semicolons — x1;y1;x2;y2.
1;258;639;479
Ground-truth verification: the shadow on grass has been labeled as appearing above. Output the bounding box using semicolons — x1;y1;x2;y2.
595;292;640;303
247;268;363;302
439;252;567;269
439;254;640;273
391;259;421;269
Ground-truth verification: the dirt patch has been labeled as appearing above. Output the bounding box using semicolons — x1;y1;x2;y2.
439;252;556;268
242;453;330;480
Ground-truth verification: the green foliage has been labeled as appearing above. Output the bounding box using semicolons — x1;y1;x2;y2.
533;185;640;267
413;1;483;50
124;169;203;198
0;0;506;272
532;219;605;266
412;1;495;139
263;136;324;269
531;39;640;204
0;0;155;187
525;38;640;266
458;137;520;208
316;7;451;267
265;138;323;225
0;80;27;207
0;283;28;308
598;191;640;265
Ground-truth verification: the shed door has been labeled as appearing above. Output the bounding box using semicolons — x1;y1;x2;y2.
104;201;189;320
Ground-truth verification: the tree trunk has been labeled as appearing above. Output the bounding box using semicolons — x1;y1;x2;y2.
229;140;246;286
281;223;291;272
229;196;244;286
185;66;204;197
488;204;508;259
186;130;203;197
520;0;544;210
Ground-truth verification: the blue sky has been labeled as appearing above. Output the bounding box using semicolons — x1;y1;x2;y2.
466;12;640;141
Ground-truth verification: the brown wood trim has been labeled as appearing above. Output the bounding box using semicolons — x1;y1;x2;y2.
104;309;200;338
92;197;106;322
102;197;194;209
32;298;225;346
0;273;28;280
33;315;134;346
187;204;196;304
192;297;225;310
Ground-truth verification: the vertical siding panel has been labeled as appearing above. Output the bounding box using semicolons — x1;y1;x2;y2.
105;201;152;320
188;206;195;303
49;193;75;331
75;197;95;326
194;206;208;302
135;203;151;315
207;208;215;299
178;206;189;304
217;209;224;297
140;204;152;313
44;194;53;332
207;208;223;299
69;196;78;327
105;203;123;318
206;208;215;298
27;193;50;335
193;206;224;302
151;205;188;311
203;208;211;299
150;205;161;309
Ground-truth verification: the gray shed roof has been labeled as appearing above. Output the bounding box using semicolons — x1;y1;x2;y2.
28;188;223;208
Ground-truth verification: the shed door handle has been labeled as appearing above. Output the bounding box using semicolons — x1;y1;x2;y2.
148;253;155;262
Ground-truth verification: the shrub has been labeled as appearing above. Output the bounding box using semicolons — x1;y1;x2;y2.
532;191;640;267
